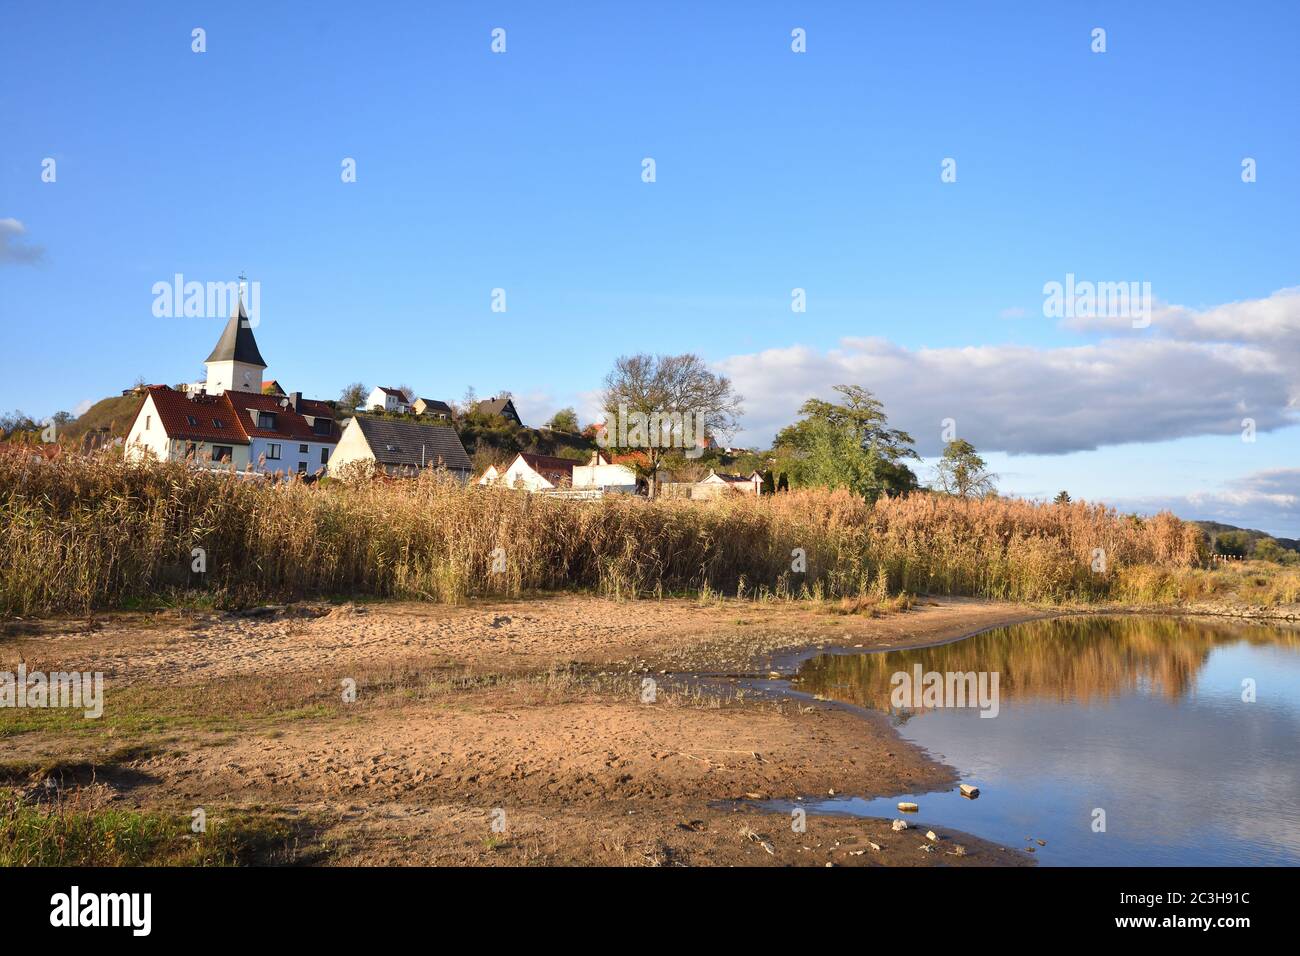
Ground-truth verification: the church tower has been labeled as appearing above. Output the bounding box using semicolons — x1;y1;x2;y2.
203;286;266;393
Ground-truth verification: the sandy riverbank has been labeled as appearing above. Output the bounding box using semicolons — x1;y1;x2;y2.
1;595;1052;866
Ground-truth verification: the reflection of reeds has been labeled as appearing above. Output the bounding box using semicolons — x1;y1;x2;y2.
1;454;1290;615
797;617;1300;711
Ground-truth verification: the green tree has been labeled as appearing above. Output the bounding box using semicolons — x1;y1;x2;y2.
1213;530;1251;558
546;407;579;432
933;439;996;498
772;385;919;501
1054;490;1072;505
1252;537;1285;562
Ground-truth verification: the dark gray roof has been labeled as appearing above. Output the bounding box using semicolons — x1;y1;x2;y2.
474;397;520;421
353;416;472;472
414;398;452;415
204;297;267;367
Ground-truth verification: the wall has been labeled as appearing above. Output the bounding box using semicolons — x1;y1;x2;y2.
325;418;376;476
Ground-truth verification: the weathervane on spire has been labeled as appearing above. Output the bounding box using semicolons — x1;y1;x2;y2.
238;272;249;326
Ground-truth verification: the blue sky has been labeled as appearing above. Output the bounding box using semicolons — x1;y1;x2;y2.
3;2;1298;534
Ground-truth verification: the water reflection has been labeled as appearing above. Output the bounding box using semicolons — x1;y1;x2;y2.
795;616;1300;713
785;616;1300;866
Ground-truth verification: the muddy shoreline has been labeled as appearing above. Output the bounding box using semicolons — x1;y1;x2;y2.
1;595;1062;865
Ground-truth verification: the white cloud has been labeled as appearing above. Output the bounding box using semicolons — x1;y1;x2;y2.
0;218;44;265
1064;286;1300;346
715;287;1300;455
1106;468;1300;539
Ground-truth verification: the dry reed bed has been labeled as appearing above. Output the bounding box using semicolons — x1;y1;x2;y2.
0;452;1216;616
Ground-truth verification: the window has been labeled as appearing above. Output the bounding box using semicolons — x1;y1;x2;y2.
184;442;197;457
212;445;233;462
212;419;223;428
186;415;197;426
297;462;308;474
299;444;308;454
145;415;151;430
257;411;277;429
312;417;333;436
320;448;329;465
266;443;281;460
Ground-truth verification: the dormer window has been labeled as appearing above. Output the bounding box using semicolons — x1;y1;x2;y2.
257;411;277;429
311;417;332;436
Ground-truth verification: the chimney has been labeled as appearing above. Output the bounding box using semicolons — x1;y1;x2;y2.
290;391;301;412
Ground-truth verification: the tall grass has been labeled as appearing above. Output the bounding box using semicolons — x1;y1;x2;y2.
0;452;1248;617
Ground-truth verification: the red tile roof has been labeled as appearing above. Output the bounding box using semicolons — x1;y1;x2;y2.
224;392;340;442
130;387;339;445
136;387;248;444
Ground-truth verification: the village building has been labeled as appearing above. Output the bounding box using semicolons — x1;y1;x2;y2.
125;291;340;476
365;386;412;414
477;451;638;495
692;469;764;499
197;294;267;394
571;452;638;493
473;396;523;427
478;452;575;492
329;415;472;479
412;397;453;420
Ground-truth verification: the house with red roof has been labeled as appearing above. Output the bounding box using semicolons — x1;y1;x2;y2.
365;386;412;414
125;290;341;476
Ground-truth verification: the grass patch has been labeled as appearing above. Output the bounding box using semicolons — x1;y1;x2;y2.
0;790;307;866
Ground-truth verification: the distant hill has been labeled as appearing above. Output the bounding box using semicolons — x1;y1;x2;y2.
1193;520;1299;553
64;393;145;442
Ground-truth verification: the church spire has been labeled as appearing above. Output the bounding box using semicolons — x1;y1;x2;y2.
204;279;267;368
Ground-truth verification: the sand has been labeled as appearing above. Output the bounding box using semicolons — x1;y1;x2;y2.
1;594;1051;866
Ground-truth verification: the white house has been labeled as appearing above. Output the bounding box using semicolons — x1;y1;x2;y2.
571;452;637;493
693;469;764;499
125;291;340;476
366;386;412;414
477;452;576;492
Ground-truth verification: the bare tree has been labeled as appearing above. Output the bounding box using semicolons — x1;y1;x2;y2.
339;382;368;411
601;353;742;497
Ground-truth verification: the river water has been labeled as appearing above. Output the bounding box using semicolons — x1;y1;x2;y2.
768;616;1300;866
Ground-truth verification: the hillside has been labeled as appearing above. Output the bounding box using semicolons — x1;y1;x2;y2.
64;393;144;442
1194;520;1299;554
